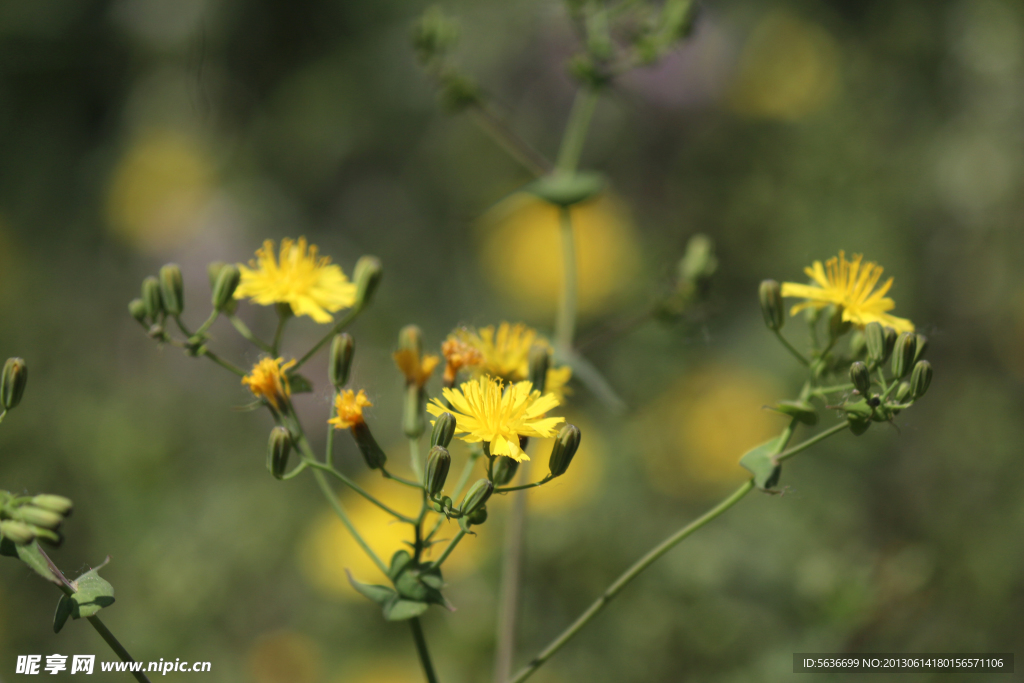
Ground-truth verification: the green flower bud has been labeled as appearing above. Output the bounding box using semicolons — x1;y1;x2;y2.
403;384;425;438
758;280;784;331
548;424;581;478
424;445;451;497
468;505;488;526
491;456;519;486
847;416;871;436
850;361;871;395
142;276;164;320
353;256;383;310
883;327;898;361
398;325;423;358
913;334;929;364
1;357;28;411
895;381;912;403
842;398;874;422
351;421;387;470
13;506;63;530
848;330;866;357
30;495;73;516
159;263;184;316
891;332;917;378
774;400;818;426
128;298;147;324
0;520;35;545
528;345;550;394
267;426;292;480
459;479;493;516
910;360;932;400
211;264;241;312
430;412;456;449
329;333;355;389
864;322;885;364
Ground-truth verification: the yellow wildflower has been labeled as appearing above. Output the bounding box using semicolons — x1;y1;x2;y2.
329;389;372;429
234;237;357;323
427;376;563;462
392;349;440;388
454;322;538;379
781;251;914;333
243;357;296;410
441;338;484;385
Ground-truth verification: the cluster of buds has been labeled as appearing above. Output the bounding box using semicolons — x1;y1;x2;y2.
1;357;28;417
0;493;73;547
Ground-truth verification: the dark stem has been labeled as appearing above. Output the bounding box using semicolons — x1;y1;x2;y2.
410;617;440;683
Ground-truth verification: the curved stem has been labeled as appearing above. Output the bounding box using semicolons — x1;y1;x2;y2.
293;306;363;370
312;468;389;575
410;617;441;683
495;476;552;493
773;330;810;367
382;467;424;488
199;348;246;377
87;616;152;683
509;480;755;683
432;529;467;567
227;315;273;353
774;421;850;463
555;207;578;351
469;103;552;177
305;459;418;524
556;88;599;174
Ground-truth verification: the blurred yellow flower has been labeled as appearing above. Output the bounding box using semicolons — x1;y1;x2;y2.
393;348;440;388
782;251;915;332
329;389;372;429
730;10;839;120
479;193;640;317
427;376;563;462
637;365;782;494
235;237;357;323
441;338;484;384
106;129;215;252
242;357;295;410
247;630;321;683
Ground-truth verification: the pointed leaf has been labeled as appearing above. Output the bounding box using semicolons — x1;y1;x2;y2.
739;434;786;490
54;595;73;633
345;570;397;605
288;374;313;394
69;565;115;618
2;539;62;584
382;597;429;621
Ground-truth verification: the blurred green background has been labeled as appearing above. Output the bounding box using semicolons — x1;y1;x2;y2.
1;0;1022;681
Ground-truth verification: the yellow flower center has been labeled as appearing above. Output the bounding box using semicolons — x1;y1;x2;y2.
330;389;372;429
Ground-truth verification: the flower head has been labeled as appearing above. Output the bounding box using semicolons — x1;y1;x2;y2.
393;349;440;388
329;389;373;429
427;376;564;462
781;251;914;333
243;357;297;410
235;237;357;323
441;338;484;384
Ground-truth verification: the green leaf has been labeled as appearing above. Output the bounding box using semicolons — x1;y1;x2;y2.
2;539;62;584
395;571;430;601
54;594;73;633
382;597;429;621
739;434;786;491
69;565;115;618
288;374;313;394
388;550;413;580
421;573;444;590
345;570;396;605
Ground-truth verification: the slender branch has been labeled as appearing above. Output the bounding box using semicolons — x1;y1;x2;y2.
773;330;810;367
199;348;246;377
293;306;364;370
494;462;531;683
271;313;288;356
555;207;578;351
306;460;418;524
811;383;854;396
87;616;152;683
556;88;599;174
312;468;389;575
495;476;552;493
382;467;424;488
227;315;273;353
410;617;441;683
509;480;755;683
774;421;850;463
469;103;552;177
409;437;424;484
193;310;220;338
432;529;467;567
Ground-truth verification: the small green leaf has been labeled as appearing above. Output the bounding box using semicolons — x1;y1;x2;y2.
421;573;444;590
739;434;786;491
69;565;115;618
395;571;430;601
54;595;73;633
389;550;413;580
345;570;396;605
382;597;429;621
288;374;313;394
3;539;62;584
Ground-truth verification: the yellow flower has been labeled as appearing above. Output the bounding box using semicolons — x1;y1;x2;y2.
235;237;357;323
781;251;914;333
440;338;483;385
427;376;563;462
392;349;440;388
243;357;296;410
329;390;372;429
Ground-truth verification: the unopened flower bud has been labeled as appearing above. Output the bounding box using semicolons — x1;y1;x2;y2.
267;426;292;480
211;264;241;312
548;424;581;478
142;276;164;320
0;520;35;545
913;334;928;364
403;385;425;438
398;325;423;359
467;505;488;526
910;360;932;399
159;263;184;316
128;298;147;324
354;256;383;310
891;332;917;378
459;479;493;516
351;422;387;470
14;506;63;530
848;330;866;357
329;334;355;389
528;345;550;394
758;280;784;331
864;322;885;364
1;357;28;411
847;416;871;436
424;446;451;496
30;495;73;516
491;456;519;486
430;412;456;448
895;381;912;403
850;361;871;395
883;327;898;361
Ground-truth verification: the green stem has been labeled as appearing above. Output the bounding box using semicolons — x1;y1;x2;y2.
876;368;891;394
773;330;810;367
410;617;441;683
774;421;849;463
199;348;246;377
494;461;531;683
87;616;152;683
271;313;288;356
495;476;552;493
556;88;599;174
305;459;418;524
312;468;389;575
294;306;363;370
555;206;578;351
382;467;424;488
469;104;552;177
227;315;273;353
509;480;755;683
811;383;854;396
410;437;424;484
193;310;220;338
426;455;479;541
433;529;467;567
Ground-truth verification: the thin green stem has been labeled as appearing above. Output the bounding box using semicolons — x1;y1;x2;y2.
271;314;288;356
294;306;363;370
227;315;273;353
494;461;531;683
774;330;810;367
326;393;338;468
410;617;440;683
382;468;424;488
556;88;599;174
509;480;756;683
433;529;467;567
87;616;152;683
469;104;552;177
410;437;423;484
555;206;578;351
426;454;479;541
876;368;891;394
305;459;417;524
495;476;552;493
774;421;849;463
199;348;246;377
193;310;220;338
812;383;854;396
312;468;389;575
